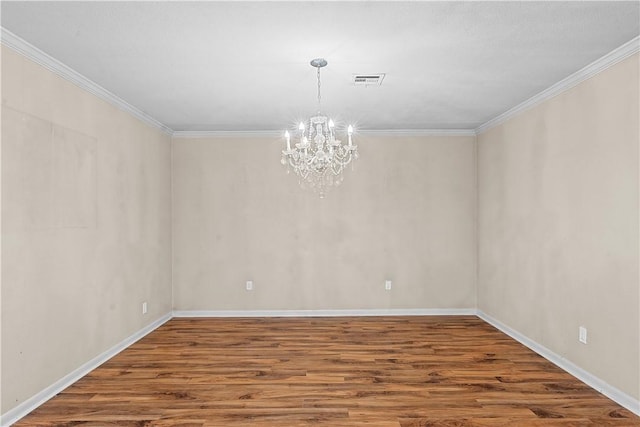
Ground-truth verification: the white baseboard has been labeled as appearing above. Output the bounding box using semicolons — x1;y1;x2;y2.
4;309;638;425
1;313;173;427
172;308;477;318
477;310;640;417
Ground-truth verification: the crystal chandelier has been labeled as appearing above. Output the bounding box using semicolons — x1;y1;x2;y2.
281;58;358;198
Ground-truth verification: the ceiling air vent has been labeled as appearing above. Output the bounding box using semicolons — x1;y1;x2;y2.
352;73;385;86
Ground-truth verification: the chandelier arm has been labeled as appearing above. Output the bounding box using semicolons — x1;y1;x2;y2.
340;152;354;166
333;151;351;164
287;156;298;169
330;163;343;176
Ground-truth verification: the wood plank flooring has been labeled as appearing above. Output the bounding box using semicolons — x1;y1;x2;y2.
15;316;640;426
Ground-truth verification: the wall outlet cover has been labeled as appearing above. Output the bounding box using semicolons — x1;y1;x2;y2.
579;326;587;344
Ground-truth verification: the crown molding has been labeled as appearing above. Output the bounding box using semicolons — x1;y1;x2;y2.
4;25;636;139
476;35;640;135
358;129;477;137
172;128;477;139
1;27;173;135
172;130;283;138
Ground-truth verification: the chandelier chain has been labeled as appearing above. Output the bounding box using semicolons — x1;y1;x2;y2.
317;66;321;114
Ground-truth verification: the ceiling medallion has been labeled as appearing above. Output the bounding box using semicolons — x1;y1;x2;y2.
281;58;358;198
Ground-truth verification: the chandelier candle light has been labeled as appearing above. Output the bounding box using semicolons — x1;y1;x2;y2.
281;58;358;198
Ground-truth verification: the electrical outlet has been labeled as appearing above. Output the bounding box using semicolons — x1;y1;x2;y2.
579;326;587;344
246;280;253;291
385;280;392;291
142;302;148;315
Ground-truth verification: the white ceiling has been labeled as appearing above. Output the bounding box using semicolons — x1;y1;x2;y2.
1;1;639;133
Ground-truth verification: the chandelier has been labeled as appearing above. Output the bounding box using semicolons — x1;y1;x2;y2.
281;58;358;198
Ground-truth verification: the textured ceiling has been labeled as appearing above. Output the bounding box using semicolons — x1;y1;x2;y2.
1;1;639;132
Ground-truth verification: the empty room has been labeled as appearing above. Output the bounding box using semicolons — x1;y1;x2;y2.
1;1;639;426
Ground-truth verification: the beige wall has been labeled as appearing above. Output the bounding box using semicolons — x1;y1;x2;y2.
172;135;477;311
2;33;638;420
478;53;639;399
1;46;172;413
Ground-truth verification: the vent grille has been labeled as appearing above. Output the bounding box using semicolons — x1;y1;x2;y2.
352;73;385;86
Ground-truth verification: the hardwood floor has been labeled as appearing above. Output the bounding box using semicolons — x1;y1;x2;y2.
15;316;639;426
